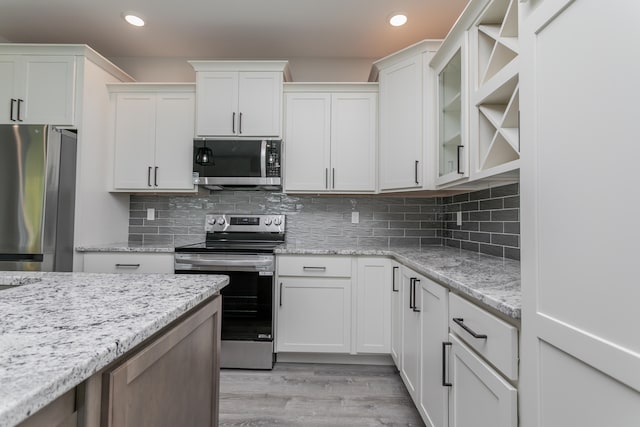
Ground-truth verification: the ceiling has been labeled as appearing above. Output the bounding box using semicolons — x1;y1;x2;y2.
0;0;469;60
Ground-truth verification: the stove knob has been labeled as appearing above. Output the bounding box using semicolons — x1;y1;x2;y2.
273;217;282;226
217;217;226;225
264;217;273;226
207;218;216;225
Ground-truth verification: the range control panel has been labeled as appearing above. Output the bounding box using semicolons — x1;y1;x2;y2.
204;214;285;233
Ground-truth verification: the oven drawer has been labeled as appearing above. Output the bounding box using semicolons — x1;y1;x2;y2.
449;292;519;381
277;255;352;277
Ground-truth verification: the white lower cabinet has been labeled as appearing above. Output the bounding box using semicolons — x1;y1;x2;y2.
276;255;391;356
276;255;352;353
399;266;421;399
418;278;449;427
390;262;402;365
82;252;174;274
447;333;517;427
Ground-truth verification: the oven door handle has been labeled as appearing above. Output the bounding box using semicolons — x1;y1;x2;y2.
174;258;273;268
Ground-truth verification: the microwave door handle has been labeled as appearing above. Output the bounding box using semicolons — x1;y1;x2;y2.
261;140;267;178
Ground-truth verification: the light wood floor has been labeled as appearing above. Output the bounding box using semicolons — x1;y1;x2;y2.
219;363;425;426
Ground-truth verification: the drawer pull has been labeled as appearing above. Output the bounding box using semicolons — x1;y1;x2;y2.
115;263;141;268
442;342;452;387
453;317;487;339
303;266;326;271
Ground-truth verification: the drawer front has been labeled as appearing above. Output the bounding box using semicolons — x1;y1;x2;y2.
449;293;518;381
277;255;352;277
83;253;174;274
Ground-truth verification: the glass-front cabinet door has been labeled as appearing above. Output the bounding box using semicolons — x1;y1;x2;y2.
436;47;468;185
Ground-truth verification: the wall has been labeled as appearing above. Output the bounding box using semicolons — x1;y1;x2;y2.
128;183;520;260
108;56;376;82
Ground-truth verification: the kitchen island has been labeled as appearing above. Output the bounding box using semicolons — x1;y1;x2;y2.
0;271;228;427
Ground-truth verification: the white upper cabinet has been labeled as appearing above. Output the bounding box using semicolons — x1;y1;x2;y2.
469;0;520;181
189;61;289;137
0;55;76;125
372;41;441;192
109;84;195;192
283;84;377;193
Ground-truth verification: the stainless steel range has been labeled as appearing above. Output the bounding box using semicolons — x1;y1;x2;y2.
174;213;285;370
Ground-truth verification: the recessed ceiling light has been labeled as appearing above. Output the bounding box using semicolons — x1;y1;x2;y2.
389;14;408;27
123;13;145;27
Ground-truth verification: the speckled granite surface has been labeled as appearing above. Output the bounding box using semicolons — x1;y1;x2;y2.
75;242;176;253
276;246;521;321
0;271;228;427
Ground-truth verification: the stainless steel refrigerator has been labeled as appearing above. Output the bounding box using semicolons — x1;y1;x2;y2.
0;125;77;271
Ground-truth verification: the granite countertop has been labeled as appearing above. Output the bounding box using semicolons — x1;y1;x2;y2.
0;271;228;427
75;242;176;253
275;246;521;321
76;242;521;319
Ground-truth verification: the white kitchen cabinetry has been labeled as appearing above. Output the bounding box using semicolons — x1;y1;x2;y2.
82;252;174;274
399;266;421;399
418;277;449;427
0;54;76;125
468;0;520;181
189;61;289;137
283;84;377;193
371;41;440;192
109;84;195;192
276;255;352;353
446;292;518;427
390;262;402;365
520;0;640;426
355;257;390;354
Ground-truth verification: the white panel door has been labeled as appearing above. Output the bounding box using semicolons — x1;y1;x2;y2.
112;93;156;189
0;56;18;123
390;263;402;366
22;55;76;125
379;55;423;190
283;93;331;192
400;267;420;399
154;92;195;190
355;257;390;354
276;277;351;353
419;278;449;427
520;0;640;425
238;71;282;136
195;71;238;136
448;333;517;427
330;92;377;192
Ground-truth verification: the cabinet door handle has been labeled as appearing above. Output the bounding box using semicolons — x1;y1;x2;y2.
392;266;399;292
452;317;488;339
147;167;152;187
442;342;452;387
154;166;159;187
232;112;236;134
332;168;335;189
409;278;415;309
239;112;243;134
412;279;421;312
115;263;141;268
457;145;464;174
414;160;419;184
303;266;326;271
279;282;283;307
325;168;328;189
16;99;23;122
10;98;16;121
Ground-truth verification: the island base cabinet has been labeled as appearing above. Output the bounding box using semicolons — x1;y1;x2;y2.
447;333;517;427
102;296;221;427
16;388;78;427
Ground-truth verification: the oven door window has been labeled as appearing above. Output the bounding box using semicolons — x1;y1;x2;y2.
194;140;262;178
218;271;273;341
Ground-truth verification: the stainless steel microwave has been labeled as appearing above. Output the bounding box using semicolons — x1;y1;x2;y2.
193;139;282;188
